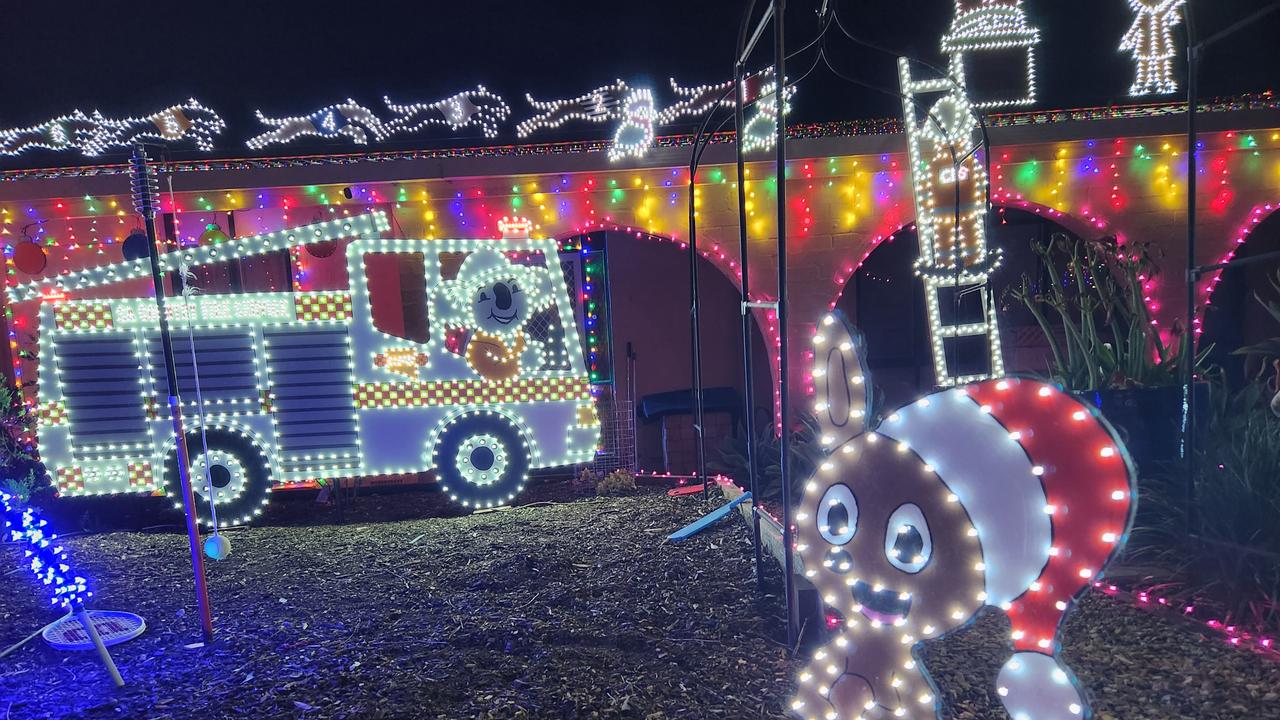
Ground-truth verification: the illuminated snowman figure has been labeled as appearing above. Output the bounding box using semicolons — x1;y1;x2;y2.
1120;0;1186;96
789;311;1137;720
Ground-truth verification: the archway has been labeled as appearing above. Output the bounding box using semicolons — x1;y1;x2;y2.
562;229;774;474
1200;206;1280;388
829;207;1100;407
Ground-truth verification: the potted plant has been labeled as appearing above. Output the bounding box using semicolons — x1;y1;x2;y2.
1006;234;1211;471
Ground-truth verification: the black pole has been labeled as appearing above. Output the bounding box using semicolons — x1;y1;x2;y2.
131;144;214;643
733;60;766;590
687;86;742;503
1183;0;1280;538
1183;5;1199;537
773;0;798;648
688;168;707;499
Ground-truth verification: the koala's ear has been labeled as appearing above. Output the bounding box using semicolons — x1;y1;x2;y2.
811;309;872;449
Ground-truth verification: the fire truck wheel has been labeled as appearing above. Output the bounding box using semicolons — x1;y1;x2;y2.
432;413;531;510
165;428;273;528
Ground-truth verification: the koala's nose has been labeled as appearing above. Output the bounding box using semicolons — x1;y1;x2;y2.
494;283;512;310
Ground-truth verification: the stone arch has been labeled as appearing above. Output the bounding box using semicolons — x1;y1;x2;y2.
553;223;777;467
823;202;1124;402
1199;202;1280;387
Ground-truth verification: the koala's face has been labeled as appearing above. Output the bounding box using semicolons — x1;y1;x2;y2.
473;278;527;334
797;433;986;639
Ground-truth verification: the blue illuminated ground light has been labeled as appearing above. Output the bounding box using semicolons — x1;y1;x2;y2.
1;490;91;611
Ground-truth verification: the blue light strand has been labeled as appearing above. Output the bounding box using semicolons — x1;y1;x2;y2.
1;490;91;611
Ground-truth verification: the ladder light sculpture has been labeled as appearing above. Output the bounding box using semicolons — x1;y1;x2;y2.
897;57;1004;387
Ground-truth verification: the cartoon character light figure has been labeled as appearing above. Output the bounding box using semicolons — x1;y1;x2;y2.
1120;0;1186;96
443;239;551;382
790;311;1136;720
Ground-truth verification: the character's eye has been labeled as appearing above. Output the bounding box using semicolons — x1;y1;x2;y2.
510;282;521;293
884;503;932;574
477;291;490;303
818;484;857;546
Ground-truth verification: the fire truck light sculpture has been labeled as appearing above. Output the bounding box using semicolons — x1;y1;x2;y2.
8;212;600;526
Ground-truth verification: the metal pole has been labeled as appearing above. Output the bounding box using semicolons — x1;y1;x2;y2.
688;131;708;503
1183;7;1199;537
773;0;799;648
733;60;766;591
131;144;214;644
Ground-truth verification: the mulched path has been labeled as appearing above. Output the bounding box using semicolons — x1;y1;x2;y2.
2;488;1279;720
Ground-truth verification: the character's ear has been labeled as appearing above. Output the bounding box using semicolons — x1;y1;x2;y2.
811;309;872;449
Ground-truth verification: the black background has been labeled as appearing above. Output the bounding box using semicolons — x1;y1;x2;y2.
1;0;1276;162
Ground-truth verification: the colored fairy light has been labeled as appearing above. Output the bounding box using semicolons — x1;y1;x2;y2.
791;311;1136;720
0;99;224;156
1120;0;1186;96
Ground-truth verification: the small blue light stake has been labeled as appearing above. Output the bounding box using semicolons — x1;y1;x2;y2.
2;490;128;687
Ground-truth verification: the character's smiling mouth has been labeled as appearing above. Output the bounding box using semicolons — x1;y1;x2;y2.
851;580;912;624
488;310;518;325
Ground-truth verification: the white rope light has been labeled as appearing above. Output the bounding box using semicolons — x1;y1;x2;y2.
941;0;1042;109
1120;0;1186;96
0;100;225;157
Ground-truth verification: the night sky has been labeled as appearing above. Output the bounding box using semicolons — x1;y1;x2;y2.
1;0;1277;163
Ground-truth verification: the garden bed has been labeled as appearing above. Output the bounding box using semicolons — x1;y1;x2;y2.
2;489;1279;719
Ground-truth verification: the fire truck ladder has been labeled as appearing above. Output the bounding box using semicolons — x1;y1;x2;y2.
898;58;1004;387
6;211;391;303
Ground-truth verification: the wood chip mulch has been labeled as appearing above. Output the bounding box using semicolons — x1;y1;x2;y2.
2;489;1278;719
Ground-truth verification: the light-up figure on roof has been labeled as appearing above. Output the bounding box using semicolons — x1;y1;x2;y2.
1120;0;1186;96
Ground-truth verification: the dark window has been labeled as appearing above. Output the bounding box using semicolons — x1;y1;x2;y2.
363;252;429;343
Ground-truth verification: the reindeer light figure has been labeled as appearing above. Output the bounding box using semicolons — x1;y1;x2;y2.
1120;0;1186;96
790;310;1136;720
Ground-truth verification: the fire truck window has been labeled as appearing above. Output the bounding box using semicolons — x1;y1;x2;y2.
363;253;429;343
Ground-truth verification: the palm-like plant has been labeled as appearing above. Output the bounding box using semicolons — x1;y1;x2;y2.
1006;233;1210;391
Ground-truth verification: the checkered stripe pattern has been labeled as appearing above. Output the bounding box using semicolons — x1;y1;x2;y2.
54;303;114;331
56;467;85;494
127;462;154;490
355;377;591;409
294;293;353;322
40;400;67;426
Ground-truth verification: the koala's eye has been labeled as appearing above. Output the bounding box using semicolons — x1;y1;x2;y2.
477;291;490;303
818;484;857;546
510;282;521;293
885;503;932;574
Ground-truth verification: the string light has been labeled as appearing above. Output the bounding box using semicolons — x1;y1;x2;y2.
792;313;1138;720
1;490;91;610
0;100;225;157
898;58;1005;387
941;0;1041;109
382;86;510;139
248;99;391;149
1120;0;1186;96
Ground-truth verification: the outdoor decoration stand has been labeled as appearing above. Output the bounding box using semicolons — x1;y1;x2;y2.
1;490;142;687
130;144;216;643
788;311;1138;720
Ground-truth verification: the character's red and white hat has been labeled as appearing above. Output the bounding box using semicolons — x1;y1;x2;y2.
878;378;1137;718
